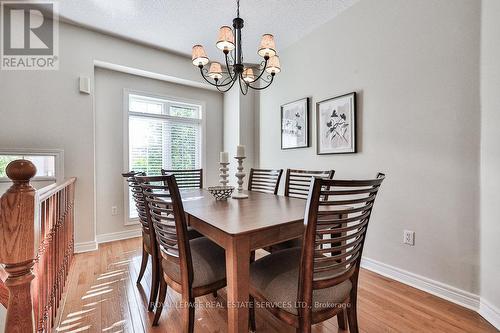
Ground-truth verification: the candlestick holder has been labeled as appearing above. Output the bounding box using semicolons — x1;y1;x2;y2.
219;162;230;186
232;156;248;199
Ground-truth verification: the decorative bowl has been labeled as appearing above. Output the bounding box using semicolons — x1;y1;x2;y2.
207;186;235;200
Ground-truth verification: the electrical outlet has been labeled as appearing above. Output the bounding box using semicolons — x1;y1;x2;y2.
403;230;415;246
111;206;118;216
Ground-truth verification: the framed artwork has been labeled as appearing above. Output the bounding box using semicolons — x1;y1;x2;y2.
281;97;310;149
316;92;356;154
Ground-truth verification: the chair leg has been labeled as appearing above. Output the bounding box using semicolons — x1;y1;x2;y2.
182;296;195;333
152;278;167;326
347;298;359;333
249;296;256;332
137;247;148;284
148;255;159;312
337;308;348;330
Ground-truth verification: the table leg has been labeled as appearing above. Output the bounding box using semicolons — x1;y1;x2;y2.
225;236;250;333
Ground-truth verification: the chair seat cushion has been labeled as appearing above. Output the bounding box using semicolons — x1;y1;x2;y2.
250;247;352;315
162;237;226;288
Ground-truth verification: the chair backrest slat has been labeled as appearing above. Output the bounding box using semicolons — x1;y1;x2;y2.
161;168;203;189
122;171;148;233
284;169;335;199
248;168;283;194
297;173;385;315
137;174;194;285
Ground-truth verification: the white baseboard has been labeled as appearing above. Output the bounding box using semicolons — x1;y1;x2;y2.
74;240;98;253
96;228;142;244
479;298;500;330
360;257;480;311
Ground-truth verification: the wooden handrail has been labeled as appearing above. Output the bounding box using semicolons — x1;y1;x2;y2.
37;177;76;202
0;160;76;332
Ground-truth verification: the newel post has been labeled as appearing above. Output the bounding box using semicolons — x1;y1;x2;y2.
0;160;37;333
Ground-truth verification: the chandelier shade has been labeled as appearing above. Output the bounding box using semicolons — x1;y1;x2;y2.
242;68;255;82
216;26;235;51
258;34;277;58
192;45;209;66
191;0;280;95
265;55;281;74
208;62;223;79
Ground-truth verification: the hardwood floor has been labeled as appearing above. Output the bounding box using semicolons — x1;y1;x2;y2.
55;238;497;333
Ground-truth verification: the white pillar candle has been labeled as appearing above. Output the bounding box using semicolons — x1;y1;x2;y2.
220;152;229;163
236;145;245;158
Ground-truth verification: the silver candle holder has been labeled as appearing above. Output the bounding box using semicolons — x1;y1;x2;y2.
232;156;248;199
219;162;230;186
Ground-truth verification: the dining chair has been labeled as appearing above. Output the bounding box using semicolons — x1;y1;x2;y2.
122;171;149;282
122;171;161;312
266;168;336;253
249;173;385;333
161;168;203;189
284;169;335;199
248;168;283;194
138;174;227;332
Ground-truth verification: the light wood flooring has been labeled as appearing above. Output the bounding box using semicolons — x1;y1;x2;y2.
55;238;497;333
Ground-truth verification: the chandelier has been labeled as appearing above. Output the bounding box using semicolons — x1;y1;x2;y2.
191;0;281;95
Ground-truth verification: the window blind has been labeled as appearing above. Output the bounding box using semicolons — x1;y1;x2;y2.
127;94;202;219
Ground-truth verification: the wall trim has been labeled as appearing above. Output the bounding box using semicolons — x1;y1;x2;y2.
479;298;500;330
94;60;219;92
74;240;98;253
96;228;142;244
360;257;480;311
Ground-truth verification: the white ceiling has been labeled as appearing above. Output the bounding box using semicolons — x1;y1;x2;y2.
57;0;358;64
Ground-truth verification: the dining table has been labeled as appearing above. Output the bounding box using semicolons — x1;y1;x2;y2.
180;188;308;333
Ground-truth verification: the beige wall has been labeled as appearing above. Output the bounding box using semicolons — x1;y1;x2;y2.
0;20;215;248
480;0;500;325
94;67;223;237
258;0;481;294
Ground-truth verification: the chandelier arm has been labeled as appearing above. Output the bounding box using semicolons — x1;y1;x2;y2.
199;66;235;87
238;77;249;95
216;76;238;93
218;74;234;86
246;74;275;90
225;52;235;81
249;58;268;83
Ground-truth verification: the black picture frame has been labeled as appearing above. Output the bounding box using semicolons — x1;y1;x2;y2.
316;92;357;155
280;97;310;150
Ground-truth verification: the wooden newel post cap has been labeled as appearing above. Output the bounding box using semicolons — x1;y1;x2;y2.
6;159;37;183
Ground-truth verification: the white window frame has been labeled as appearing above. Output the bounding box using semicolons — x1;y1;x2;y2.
123;89;206;225
0;148;64;183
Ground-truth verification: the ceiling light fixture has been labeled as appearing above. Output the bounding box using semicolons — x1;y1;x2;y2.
191;0;280;95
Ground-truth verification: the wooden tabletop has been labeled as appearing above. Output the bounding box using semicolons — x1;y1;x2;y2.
181;188;307;235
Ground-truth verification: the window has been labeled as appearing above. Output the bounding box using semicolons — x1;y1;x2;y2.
0;151;61;182
126;92;203;220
